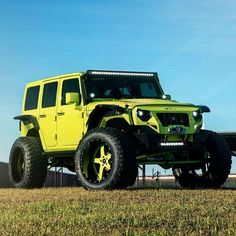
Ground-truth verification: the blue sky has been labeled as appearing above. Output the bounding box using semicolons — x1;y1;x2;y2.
0;0;235;173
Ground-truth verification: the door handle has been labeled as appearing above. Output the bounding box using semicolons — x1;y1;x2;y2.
39;114;46;118
57;112;65;116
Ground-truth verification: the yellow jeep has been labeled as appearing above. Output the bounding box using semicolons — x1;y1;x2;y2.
9;70;232;189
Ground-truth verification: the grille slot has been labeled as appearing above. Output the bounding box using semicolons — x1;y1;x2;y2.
156;113;189;127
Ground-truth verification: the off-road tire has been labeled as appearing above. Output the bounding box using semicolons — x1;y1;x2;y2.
75;127;137;190
118;133;138;189
9;137;48;188
173;130;232;188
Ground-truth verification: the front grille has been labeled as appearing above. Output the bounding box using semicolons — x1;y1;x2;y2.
156;113;189;127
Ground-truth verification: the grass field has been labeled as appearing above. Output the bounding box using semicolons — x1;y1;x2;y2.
0;188;235;236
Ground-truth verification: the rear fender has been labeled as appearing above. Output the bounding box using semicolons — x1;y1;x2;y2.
14;115;46;150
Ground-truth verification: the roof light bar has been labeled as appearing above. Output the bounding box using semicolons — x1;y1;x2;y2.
87;70;156;77
159;142;185;147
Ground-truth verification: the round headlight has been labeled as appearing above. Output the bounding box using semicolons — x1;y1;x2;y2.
192;111;198;117
192;110;202;122
137;109;152;121
137;110;144;117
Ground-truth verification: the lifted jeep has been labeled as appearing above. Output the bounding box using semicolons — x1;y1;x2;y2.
9;70;233;189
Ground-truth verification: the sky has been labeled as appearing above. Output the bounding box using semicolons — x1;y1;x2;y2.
0;0;235;174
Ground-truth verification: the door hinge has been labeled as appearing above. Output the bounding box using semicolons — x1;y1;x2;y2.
55;134;57;140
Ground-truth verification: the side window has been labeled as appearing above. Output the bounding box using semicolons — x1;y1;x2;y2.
24;86;40;110
61;78;80;105
42;82;58;108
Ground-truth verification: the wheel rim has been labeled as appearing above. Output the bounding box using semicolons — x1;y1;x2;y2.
80;139;113;184
11;147;25;183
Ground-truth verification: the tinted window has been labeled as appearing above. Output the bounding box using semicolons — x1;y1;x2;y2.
24;86;40;110
42;82;58;108
85;77;163;99
140;82;157;97
61;78;80;105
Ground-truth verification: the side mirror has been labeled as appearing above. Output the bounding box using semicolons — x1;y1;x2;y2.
65;92;80;105
162;94;171;100
199;105;210;113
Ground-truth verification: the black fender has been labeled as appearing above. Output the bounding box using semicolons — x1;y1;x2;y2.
219;132;236;152
194;130;236;153
198;105;210;113
14;115;39;130
86;105;126;130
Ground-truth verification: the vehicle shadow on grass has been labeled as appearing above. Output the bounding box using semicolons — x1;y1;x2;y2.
128;178;236;190
128;187;236;191
128;184;236;191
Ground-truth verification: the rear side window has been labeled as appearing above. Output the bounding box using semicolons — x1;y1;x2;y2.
61;78;80;105
42;82;58;108
24;86;40;110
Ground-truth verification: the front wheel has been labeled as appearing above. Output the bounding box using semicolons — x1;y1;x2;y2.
75;128;137;190
173;130;232;188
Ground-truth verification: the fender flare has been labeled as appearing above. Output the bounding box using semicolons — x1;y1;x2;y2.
14;115;39;130
86;105;126;130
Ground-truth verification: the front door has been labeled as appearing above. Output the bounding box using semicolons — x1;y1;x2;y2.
57;78;84;149
38;81;58;148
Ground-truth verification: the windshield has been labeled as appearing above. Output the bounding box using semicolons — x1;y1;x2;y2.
84;76;163;100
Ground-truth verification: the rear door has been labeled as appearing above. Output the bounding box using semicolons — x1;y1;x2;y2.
38;81;58;148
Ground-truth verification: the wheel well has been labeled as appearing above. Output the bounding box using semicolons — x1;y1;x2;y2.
87;107;111;130
106;118;130;131
87;105;126;130
87;106;131;131
86;106;136;144
87;108;142;154
26;128;40;137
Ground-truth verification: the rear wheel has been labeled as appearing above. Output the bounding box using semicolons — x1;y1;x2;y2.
173;130;232;188
9;137;48;188
75;128;137;190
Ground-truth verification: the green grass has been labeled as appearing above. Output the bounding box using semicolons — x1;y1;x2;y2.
0;188;235;236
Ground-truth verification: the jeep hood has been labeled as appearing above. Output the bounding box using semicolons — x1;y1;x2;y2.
86;99;198;111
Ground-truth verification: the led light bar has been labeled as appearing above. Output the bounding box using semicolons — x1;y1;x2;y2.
159;142;185;147
87;70;156;77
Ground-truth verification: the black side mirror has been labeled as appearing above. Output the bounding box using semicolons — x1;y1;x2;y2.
199;105;210;113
